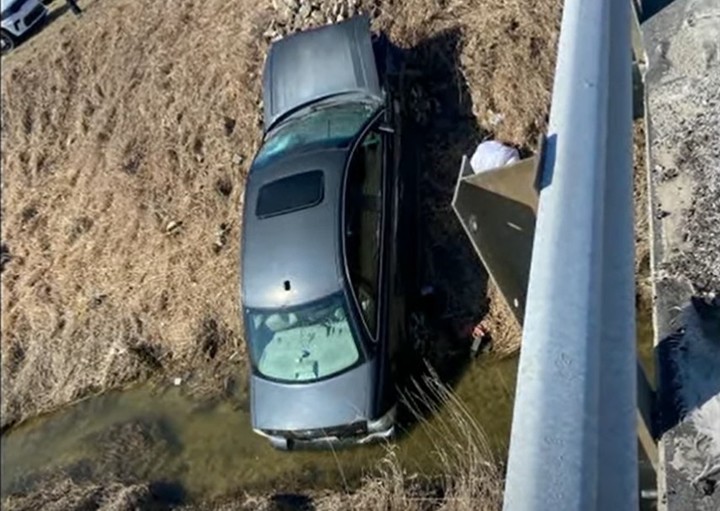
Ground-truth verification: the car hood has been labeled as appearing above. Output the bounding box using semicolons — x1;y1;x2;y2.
251;359;375;432
262;15;382;132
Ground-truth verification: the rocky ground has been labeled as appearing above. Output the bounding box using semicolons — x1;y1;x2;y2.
642;0;720;508
648;51;720;293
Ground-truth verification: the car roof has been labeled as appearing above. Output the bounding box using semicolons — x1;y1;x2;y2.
241;147;349;309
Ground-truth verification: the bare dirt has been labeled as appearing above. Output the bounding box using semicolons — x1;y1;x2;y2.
0;0;561;431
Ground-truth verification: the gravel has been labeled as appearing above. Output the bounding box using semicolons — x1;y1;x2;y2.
645;0;720;293
643;0;720;508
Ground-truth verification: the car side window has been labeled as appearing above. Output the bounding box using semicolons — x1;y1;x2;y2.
345;127;383;337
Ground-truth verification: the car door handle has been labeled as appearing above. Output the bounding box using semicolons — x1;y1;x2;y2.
378;124;395;134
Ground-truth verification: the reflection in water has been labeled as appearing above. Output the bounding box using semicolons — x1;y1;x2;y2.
1;357;518;502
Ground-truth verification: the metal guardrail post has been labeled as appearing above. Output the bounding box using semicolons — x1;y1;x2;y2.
502;0;637;509
451;152;541;326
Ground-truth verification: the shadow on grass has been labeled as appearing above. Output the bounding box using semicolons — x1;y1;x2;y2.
269;493;316;511
393;27;490;432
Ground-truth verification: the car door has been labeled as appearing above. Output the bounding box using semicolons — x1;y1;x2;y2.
345;115;384;334
381;76;413;401
343;111;394;414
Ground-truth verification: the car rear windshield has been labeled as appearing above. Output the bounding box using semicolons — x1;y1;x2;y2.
254;100;378;167
245;293;363;383
256;170;324;218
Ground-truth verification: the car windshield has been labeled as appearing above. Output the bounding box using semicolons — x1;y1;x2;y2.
245;293;363;383
254;100;378;167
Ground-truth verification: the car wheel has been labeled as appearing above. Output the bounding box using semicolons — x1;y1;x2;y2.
0;30;15;56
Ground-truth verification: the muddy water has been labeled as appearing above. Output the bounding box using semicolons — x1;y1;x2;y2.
1;356;518;502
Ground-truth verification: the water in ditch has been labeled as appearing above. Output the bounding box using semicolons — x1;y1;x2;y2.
0;287;656;504
0;355;518;502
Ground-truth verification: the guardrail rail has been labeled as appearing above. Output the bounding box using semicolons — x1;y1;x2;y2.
453;0;637;509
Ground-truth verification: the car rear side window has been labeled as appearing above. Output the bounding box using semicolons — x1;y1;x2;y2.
344;128;383;337
254;101;378;168
256;170;324;218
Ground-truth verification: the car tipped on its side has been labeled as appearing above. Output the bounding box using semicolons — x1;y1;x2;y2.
240;15;413;450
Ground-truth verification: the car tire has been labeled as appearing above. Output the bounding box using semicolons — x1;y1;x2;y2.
0;30;15;56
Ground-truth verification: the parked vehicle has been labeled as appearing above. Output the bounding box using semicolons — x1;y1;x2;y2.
240;15;413;450
0;0;48;55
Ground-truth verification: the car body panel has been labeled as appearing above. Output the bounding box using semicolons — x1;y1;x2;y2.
262;15;382;132
250;358;375;432
1;0;47;39
340;109;396;417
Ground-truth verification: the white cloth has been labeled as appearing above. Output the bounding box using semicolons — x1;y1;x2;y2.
470;140;520;174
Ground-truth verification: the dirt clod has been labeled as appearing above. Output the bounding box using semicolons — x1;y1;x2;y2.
215;177;233;197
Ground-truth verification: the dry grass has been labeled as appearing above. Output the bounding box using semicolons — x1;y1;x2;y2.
0;0;273;428
1;0;561;429
1;476;158;511
633;119;650;279
480;282;523;357
369;0;559;146
246;378;504;510
302;372;504;511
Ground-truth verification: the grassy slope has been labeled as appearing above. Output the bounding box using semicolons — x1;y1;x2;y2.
0;0;560;430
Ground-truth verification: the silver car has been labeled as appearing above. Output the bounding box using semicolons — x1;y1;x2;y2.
0;0;48;55
240;16;413;450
